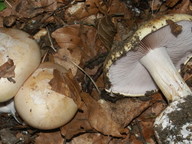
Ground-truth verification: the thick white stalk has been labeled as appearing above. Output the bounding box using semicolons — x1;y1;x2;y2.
140;47;192;101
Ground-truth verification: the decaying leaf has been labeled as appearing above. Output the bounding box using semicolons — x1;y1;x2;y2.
165;0;180;8
3;15;17;27
169;0;192;14
0;58;15;83
35;131;64;144
49;69;82;107
166;19;182;37
181;59;192;87
0;128;19;144
98;97;152;128
66;133;111;144
96;15;117;50
8;0;58;18
128;95;166;144
149;0;163;12
52;24;102;76
81;92;128;137
52;25;82;76
60;102;94;140
108;0;133;19
65;0;107;22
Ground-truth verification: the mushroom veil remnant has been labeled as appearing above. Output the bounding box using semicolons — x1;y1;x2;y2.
0;28;41;102
104;14;192;143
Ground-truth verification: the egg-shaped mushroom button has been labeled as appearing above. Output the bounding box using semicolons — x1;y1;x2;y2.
14;62;79;130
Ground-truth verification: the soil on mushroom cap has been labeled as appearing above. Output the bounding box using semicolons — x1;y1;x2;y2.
155;95;192;143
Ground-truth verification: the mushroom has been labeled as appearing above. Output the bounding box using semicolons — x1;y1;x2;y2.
104;14;192;143
0;28;41;102
14;62;78;130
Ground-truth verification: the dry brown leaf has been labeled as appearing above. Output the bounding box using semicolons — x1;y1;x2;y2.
0;128;18;144
133;103;166;143
80;25;97;55
49;69;82;107
98;97;152;128
0;4;12;17
65;0;107;22
165;0;180;8
79;24;105;63
35;131;64;144
2;15;17;27
52;25;82;76
15;0;58;18
60;102;94;140
52;24;103;76
149;0;163;12
96;15;117;50
169;0;192;14
181;60;192;88
0;58;15;83
166;19;182;37
67;133;111;144
108;0;133;19
81;93;128;137
127;93;166;144
0;0;58;18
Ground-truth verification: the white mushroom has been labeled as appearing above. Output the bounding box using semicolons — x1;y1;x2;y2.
0;28;41;102
104;14;192;143
14;62;78;130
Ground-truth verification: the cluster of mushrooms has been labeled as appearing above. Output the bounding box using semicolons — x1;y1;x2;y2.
0;28;78;130
0;13;192;143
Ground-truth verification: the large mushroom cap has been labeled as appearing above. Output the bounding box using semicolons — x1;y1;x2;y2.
0;28;41;102
104;14;192;96
14;62;78;130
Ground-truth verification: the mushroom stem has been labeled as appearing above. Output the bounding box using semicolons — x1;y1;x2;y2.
140;47;192;101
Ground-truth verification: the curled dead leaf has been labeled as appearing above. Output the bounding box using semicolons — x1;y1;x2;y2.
168;0;192;14
52;25;82;76
35;131;64;144
65;0;107;22
52;24;101;76
49;69;82;107
67;133;111;144
165;0;180;8
81;92;128;137
181;60;192;87
108;0;133;19
98;97;152;128
166;19;182;37
60;102;94;140
96;15;117;50
13;0;58;18
0;58;15;83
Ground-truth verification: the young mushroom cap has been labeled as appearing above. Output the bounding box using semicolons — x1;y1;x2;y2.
14;62;78;130
0;28;41;102
104;14;192;100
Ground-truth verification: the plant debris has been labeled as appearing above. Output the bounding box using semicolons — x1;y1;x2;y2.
0;58;15;83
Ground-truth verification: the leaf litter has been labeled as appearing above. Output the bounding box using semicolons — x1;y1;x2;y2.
0;0;192;143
